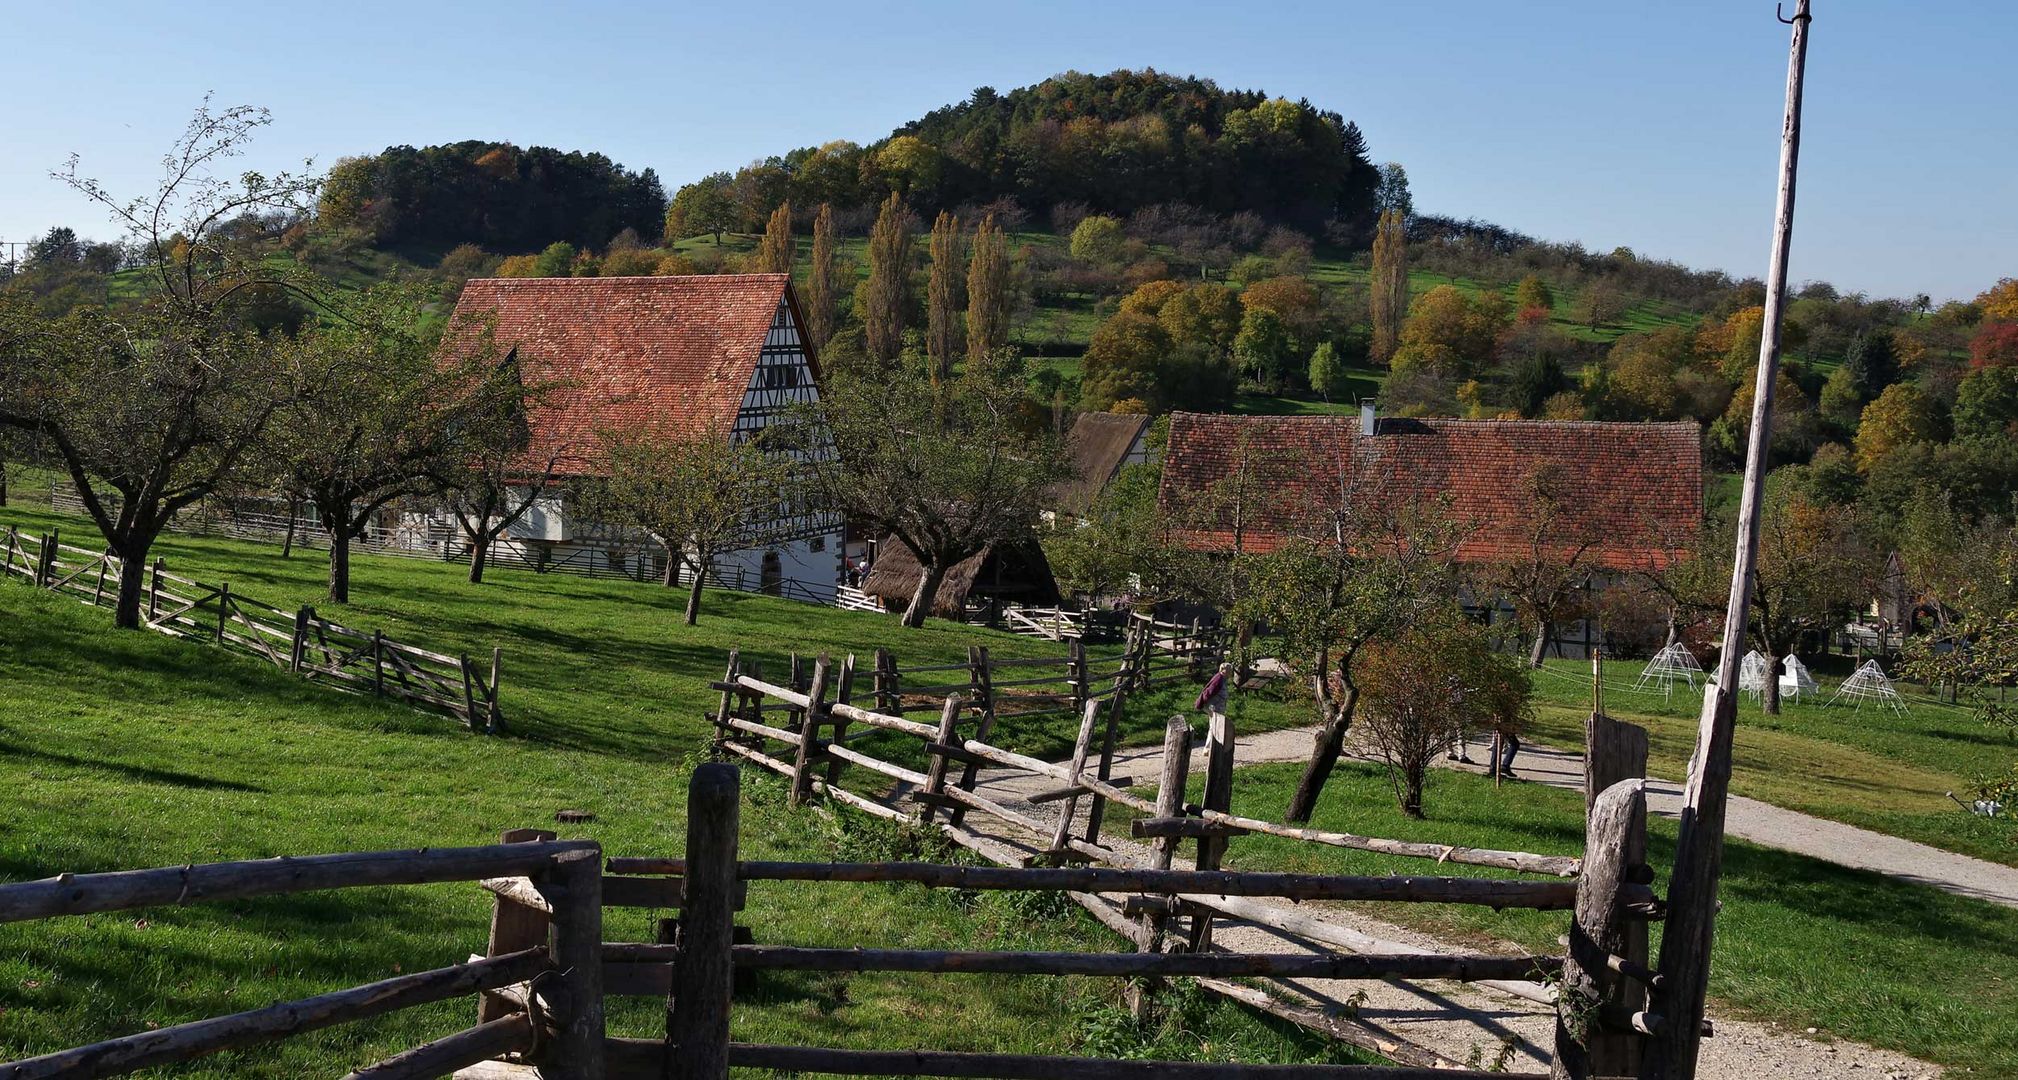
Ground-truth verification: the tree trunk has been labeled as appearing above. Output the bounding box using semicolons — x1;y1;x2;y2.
902;561;946;629
1285;679;1359;823
114;550;149;630
0;458;9;507
1402;762;1426;819
685;567;705;626
1762;651;1782;715
661;547;679;588
467;535;489;584
328;530;351;604
1530;620;1551;668
281;498;298;558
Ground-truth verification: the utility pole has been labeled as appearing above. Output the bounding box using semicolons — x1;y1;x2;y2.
1644;3;1812;1078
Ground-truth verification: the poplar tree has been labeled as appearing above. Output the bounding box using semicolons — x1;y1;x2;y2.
1370;208;1409;365
756;201;794;274
865;192;912;363
926;211;964;383
965;213;1009;362
805;203;838;349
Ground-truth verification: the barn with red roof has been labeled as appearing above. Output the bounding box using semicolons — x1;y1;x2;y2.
445;273;842;600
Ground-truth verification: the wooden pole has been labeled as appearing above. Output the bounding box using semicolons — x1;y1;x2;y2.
1068;639;1088;718
148;560;163;622
919;694;968;825
1649;6;1812;1078
216;582;229;644
488;646;504;733
948;646;994;827
543;846;605;1079
1132;715;1192;1020
478;829;557;1026
825;654;856;784
460;654;479;731
668;763;740;1080
789;655;834;806
712;649;741;752
1554;779;1651;1080
1189;692;1236;951
1047;698;1105;856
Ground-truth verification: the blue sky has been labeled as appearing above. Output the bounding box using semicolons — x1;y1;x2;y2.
3;0;2010;300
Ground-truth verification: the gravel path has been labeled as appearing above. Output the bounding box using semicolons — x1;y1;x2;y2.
984;721;2018;910
950;750;1944;1078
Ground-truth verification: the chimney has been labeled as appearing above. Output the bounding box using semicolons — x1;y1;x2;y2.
1359;398;1377;437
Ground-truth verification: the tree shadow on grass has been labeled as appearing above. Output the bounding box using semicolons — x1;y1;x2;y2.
0;738;264;793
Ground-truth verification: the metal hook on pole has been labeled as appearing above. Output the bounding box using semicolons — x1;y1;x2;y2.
1776;1;1811;25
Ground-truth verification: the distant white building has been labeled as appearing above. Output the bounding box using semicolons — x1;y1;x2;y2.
443;273;842;601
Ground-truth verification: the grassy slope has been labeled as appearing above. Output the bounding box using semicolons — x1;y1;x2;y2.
1133;760;2018;1076
1526;659;2018;866
0;515;1368;1073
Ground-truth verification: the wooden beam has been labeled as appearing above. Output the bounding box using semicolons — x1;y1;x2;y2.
340;1014;532;1080
0;842;595;924
0;949;549;1080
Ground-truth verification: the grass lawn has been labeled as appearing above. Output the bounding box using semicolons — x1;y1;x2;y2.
1526;659;2018;866
1157;760;2018;1077
0;517;1368;1073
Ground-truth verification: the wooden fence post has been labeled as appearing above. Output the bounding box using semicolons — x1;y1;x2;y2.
544;843;604;1079
669;763;740;1080
1080;654;1135;845
488;646;504;733
290;605;308;670
712;649;742;752
477;828;556;1026
93;550;109;606
918;694;966;826
1068;639;1088;719
825;654;856;785
148;560;163;622
1187;695;1237;952
790;655;833;806
1586;713;1650;813
370;632;385;695
460;654;480;732
215;582;230;644
1552;777;1651;1080
1047;698;1104;857
948;646;995;828
34;532;52;587
1131;715;1194;1020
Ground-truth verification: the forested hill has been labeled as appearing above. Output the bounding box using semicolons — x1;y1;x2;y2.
889;71;1379;232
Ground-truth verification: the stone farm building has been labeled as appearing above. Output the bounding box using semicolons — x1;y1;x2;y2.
1157;406;1704;658
437;273;843;601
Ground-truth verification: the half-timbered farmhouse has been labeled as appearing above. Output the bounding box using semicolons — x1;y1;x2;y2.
446;273;843;600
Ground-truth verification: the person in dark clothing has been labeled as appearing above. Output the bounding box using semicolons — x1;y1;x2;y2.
1496;728;1522;778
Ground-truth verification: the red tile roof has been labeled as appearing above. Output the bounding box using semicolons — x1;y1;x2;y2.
1157;412;1703;571
450;274;797;473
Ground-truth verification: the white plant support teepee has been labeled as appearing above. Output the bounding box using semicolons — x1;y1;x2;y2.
1780;655;1818;703
1738;650;1772;702
1635;642;1704;701
1828;659;1908;715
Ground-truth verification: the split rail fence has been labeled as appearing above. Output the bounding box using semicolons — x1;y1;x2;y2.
1;526;503;732
708;633;1668;1076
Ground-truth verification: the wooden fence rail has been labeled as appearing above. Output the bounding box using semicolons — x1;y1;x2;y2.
1;528;503;731
707;640;1659;1078
0;839;603;1080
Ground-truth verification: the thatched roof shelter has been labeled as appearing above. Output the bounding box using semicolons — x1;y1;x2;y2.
859;538;1062;618
1053;411;1155;515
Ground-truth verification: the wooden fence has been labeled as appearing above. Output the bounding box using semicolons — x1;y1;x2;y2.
0;838;606;1080
708;642;1663;1077
2;526;503;732
0;749;1661;1079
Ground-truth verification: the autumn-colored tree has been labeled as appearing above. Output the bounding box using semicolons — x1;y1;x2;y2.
1159;282;1241;355
864;192;913;363
1854;383;1942;473
1394;285;1500;376
1607;325;1696;419
1748;485;1878;712
1069;214;1126;265
1356;614;1530;817
1976;278;2018;322
1369;208;1408;365
1119;279;1186;318
1970;321;2018;370
1234;306;1293;391
965;213;1009;362
1081;310;1172;410
1711;366;1816;463
805;203;838;349
926;211;964;383
755;200;793;274
1475;463;1598;667
1512;275;1555;316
